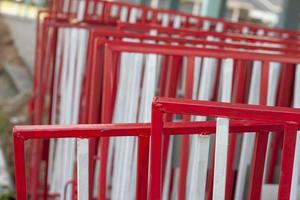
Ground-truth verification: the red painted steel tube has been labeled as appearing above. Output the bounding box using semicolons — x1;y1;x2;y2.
225;60;251;200
178;56;195;200
247;60;270;199
150;97;300;200
118;22;300;51
266;64;295;183
64;0;300;39
106;41;300;64
14;121;285;199
13;133;26;200
247;131;269;200
30;6;300;198
137;136;150;200
277;124;298;199
102;41;300;199
150;105;164;200
98;45;114;200
161;55;183;188
14;121;286;139
151;97;300;124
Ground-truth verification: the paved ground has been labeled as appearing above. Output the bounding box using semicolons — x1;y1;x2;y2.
0;15;35;194
2;15;36;75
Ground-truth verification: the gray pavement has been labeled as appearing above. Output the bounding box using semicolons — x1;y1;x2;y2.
3;15;36;75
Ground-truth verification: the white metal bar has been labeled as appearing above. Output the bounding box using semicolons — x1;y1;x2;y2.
213;118;229;200
77;139;89;200
213;58;233;199
187;56;217;200
290;64;300;200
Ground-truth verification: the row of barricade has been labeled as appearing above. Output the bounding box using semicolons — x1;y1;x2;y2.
13;0;300;200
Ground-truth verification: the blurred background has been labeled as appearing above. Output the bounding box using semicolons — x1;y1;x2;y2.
0;0;299;198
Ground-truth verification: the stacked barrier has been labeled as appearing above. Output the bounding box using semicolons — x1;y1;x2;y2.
13;0;300;199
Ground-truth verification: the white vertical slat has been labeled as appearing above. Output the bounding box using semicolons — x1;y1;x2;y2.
77;139;89;200
64;27;88;200
192;0;201;15
290;64;300;200
111;52;143;200
76;0;86;21
213;118;229;200
187;56;217;200
62;28;79;200
61;28;77;200
119;54;143;200
47;1;89;197
111;34;141;200
215;22;224;32
173;15;182;28
202;20;211;31
75;27;89;200
120;7;129;22
49;25;88;199
50;28;71;194
213;58;233;200
161;14;170;27
109;17;159;197
129;8;138;23
111;53;134;200
63;0;70;13
48;28;64;187
111;53;131;200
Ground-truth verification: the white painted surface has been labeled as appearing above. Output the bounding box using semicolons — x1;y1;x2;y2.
187;56;217;200
290;64;300;200
213;118;229;200
77;139;89;200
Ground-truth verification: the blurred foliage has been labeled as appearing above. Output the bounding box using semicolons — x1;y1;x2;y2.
0;112;10;134
0;111;14;179
0;188;15;200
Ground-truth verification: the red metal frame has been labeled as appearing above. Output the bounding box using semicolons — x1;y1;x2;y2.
28;23;300;198
14;123;150;200
150;97;300;200
50;0;300;39
70;23;300;198
30;9;300;129
117;22;300;48
101;40;300;200
14;120;287;200
28;3;300;199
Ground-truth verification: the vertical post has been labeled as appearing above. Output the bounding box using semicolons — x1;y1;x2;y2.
136;136;150;200
247;61;270;199
278;0;300;30
150;102;164;200
278;123;297;200
98;46;114;200
201;0;228;18
247;131;269;200
178;56;194;200
13;133;27;200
